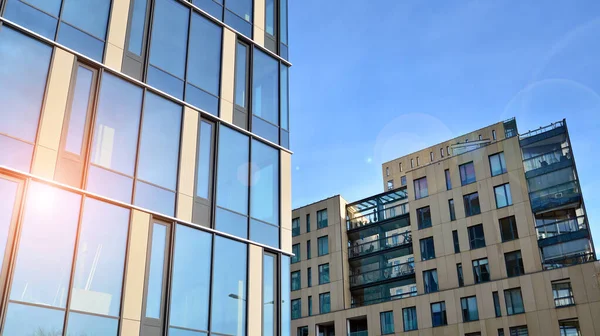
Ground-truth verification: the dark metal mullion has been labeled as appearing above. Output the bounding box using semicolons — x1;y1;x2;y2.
163;220;176;333
55;0;67;40
206;120;220;334
182;6;193;103
142;0;157;83
100;0;115;64
81;67;105;191
132;88;148;206
247;43;254;132
247;131;252;239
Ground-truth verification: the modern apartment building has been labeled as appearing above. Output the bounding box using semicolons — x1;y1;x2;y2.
291;119;599;336
0;0;291;335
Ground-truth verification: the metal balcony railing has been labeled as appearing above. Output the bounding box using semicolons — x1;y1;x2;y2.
536;216;587;240
350;262;415;287
530;181;581;212
348;232;412;258
351;290;418;308
542;252;595;270
523;147;571;173
347;203;409;230
520;120;565;140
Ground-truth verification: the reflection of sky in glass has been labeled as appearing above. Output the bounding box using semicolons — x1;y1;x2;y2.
169;225;211;331
217;126;249;215
252;49;279;125
251;140;279;225
71;198;129;317
3;302;65;335
263;254;275;336
215;207;248;239
66;312;118;335
211;236;247;336
61;0;111;39
281;256;291;336
65;66;94;155
10;182;81;307
0;178;18;272
196;121;213;199
225;0;252;22
150;0;189;78
146;223;167;319
188;13;222;95
22;0;62;16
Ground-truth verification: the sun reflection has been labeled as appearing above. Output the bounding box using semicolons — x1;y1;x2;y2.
27;182;58;212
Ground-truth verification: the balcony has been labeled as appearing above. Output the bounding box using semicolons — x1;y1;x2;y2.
349;231;412;259
523;147;573;179
519;120;566;147
542;252;595;270
348;331;368;336
536;216;590;247
351;289;417;308
350;261;415;288
530;181;581;213
346;189;409;231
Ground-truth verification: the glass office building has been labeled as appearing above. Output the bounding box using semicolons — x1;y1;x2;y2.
0;0;292;335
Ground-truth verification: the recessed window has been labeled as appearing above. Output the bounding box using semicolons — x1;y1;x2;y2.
410;159;414;168
386;167;390;176
291;244;300;263
318;263;330;284
559;319;581;336
493;291;502;317
291;299;301;319
446;146;450;156
552;281;575;307
423;269;438;293
401;176;407;186
499;216;519;242
509;326;528;336
318;236;329;256
504;288;524;315
399;162;403;172
297;326;308;336
306;240;311;259
380;311;395;334
445;169;452;190
403;307;418;331
498;329;504;336
495;183;513;208
459;162;476;185
479;135;482;140
430;301;447;327
292;218;300;237
317;209;328;229
492;129;497;140
307;267;312;287
306;214;311;233
291;271;301;291
417;206;432;229
414;177;428;199
416;157;420;166
463;192;481;217
457;263;464;287
319;292;330;313
387;180;394;190
308;296;312;316
440;148;444;158
460;296;479;322
489;152;507;176
468;224;486;249
505;250;524;277
472;258;490;283
449;199;456;221
252;49;280;142
452;230;460;253
430;152;434;162
420;237;435;261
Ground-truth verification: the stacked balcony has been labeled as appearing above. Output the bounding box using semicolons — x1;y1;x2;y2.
520;120;595;269
345;189;416;307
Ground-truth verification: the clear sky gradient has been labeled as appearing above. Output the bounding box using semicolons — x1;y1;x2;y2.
288;0;600;242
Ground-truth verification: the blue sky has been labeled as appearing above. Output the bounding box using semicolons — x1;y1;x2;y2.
288;0;600;242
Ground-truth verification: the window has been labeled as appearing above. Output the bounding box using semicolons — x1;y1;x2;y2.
318;264;330;284
386;167;390;176
479;134;482;140
252;49;280;143
495;184;513;208
463;192;481;217
430;152;434;162
399;162;403;172
291;271;301;291
505;251;524;277
468;224;486;249
459;162;476;185
493;291;502;317
472;258;490;283
509;326;528;336
445;169;452;190
4;0;110;61
492;129;497;140
291;299;301;319
420;237;435;260
263;253;277;336
317;209;328;229
281;256;291;333
292;218;300;237
308;296;313;316
403;307;418;331
307;267;312;287
423;269;439;293
447;146;451;156
234;41;250;128
559;320;581;336
489;152;507;176
211;237;247;335
401;176;407;186
417;206;432;229
449;199;456;221
461;296;479;322
380;311;395;334
457;263;464;287
504;288;525;315
440;148;444;158
280;64;290;147
307;240;311;260
387;180;394;190
194;120;215;221
298;326;309;336
318;236;329;256
306;214;311;233
466;333;481;336
499;216;519;242
417;157;421;166
167;225;212;334
291;244;300;263
411;159;414;168
414;177;428;199
498;329;505;336
552;281;575;307
453;230;460;253
319;292;331;313
431;302;447;327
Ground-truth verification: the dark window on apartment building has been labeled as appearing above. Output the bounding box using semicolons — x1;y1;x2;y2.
457;263;464;287
403;307;418;331
464;192;481;217
468;224;486;249
445;169;452;190
291;244;300;263
291;299;301;319
414;177;428;199
292;218;300;236
509;326;528;336
498;329;505;336
417;157;420;166
493;291;502;317
317;209;328;229
559;320;581;336
499;216;519;242
291;271;301;290
495;183;513;208
492;129;497;140
263;253;277;336
306;214;311;233
308;296;312;316
449;199;456;221
420;237;435;261
440;148;445;158
461;296;479;322
552;281;575;307
472;258;490;283
318;263;330;284
423;269;439;293
417;206;432;229
504;288;525;315
453;230;460;253
505;250;524;277
380;311;395;334
401;176;407;186
490;152;507;176
307;267;312;287
307;240;311;260
318;236;329;256
430;152;434;162
297;326;308;336
431;302;447;327
459;162;476;185
319;292;330;313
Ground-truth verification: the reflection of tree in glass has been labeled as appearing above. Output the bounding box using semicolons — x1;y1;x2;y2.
30;328;62;336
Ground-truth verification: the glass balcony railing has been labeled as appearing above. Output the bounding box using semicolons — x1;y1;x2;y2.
347;203;409;230
348;331;368;336
536;216;587;240
350;262;415;287
520;120;565;140
351;290;418;308
348;232;412;258
523;147;572;174
530;181;581;212
542;252;595;270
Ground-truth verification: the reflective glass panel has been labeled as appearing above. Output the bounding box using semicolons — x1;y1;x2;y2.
280;65;289;130
265;0;275;35
146;223;167;319
263;254;276;336
217;126;249;215
61;0;111;39
128;0;148;55
3;0;58;39
250;219;279;248
252;49;279;125
86;165;134;203
21;0;62;16
215;207;248;239
3;302;65;335
149;0;189;78
66;312;119;335
251;140;279;225
225;0;252;22
187;13;222;97
0;178;19;270
57;22;105;61
281;256;291;336
65;66;94;155
234;42;248;108
0;134;34;172
196;121;213;199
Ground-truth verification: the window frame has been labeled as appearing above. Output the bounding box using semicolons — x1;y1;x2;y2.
457;263;464;287
414;176;428;199
423;269;439;293
505;250;524;278
493;291;502;317
317;209;328;229
291;217;300;237
489;152;507;176
463;192;481;217
192;118;216;225
291;270;301;291
467;224;486;250
123;0;153;78
233;39;251;128
307;267;312;287
430;301;447;327
460;296;479;322
402;306;418;331
417;206;432;229
380;311;395;335
494;183;513;208
449;199;456;221
420;237;435;261
459;161;476;185
504;288;525;315
319;292;330;314
499;216;519;242
552;281;575;307
445;169;452;190
262;251;278;336
472;258;491;284
452;230;460;253
317;235;329;256
318;263;330;285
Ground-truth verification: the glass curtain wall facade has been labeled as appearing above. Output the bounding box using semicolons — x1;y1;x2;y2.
0;0;292;335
